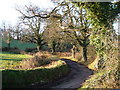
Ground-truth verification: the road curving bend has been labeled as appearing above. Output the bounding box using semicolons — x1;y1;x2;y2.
40;58;93;89
50;59;93;88
29;58;93;89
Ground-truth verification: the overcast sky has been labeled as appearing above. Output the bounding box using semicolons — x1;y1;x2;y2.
0;0;54;27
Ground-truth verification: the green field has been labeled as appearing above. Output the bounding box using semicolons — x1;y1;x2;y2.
0;51;33;69
1;39;37;50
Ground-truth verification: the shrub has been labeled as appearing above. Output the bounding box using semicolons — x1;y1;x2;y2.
75;53;82;61
21;55;51;69
20;50;26;54
35;51;51;57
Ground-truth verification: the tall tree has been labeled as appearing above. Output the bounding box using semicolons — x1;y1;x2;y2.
58;2;91;61
74;1;120;69
16;2;67;51
43;13;63;53
18;5;46;51
1;22;13;49
13;23;23;40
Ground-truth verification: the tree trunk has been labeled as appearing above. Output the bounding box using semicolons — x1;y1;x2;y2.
83;46;87;61
17;34;19;40
51;44;56;54
71;45;76;58
37;45;41;52
51;48;55;54
51;41;56;54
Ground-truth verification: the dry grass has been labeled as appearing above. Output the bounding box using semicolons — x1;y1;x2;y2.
55;52;72;57
27;46;97;70
54;45;97;70
35;51;52;58
20;55;51;69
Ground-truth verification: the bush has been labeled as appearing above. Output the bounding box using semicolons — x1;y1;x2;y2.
2;60;69;88
75;53;82;61
21;55;51;69
35;51;51;57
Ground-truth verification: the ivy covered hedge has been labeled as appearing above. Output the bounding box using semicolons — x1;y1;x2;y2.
2;60;69;88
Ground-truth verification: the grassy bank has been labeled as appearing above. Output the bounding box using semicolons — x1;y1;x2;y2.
0;52;69;88
0;51;33;69
78;50;119;89
2;60;69;88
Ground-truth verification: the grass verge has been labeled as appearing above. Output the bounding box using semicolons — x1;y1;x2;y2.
0;51;33;69
2;60;69;88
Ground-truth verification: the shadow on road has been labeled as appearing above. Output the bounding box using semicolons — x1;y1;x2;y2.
28;58;93;89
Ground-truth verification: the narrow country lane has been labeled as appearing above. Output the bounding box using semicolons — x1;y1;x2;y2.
29;59;93;89
50;59;93;89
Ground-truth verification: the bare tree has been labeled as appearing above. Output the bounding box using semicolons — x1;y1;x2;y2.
16;2;91;60
58;2;91;61
16;2;64;19
16;4;63;51
20;16;46;51
1;22;13;49
13;23;24;40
